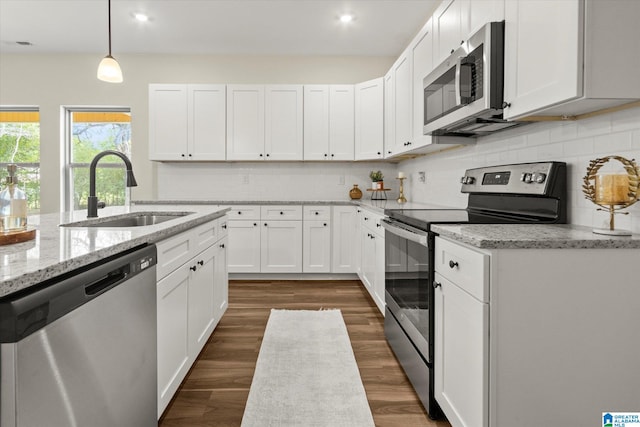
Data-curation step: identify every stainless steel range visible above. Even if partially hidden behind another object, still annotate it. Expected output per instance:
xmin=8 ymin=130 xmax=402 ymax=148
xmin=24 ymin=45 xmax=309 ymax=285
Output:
xmin=381 ymin=161 xmax=567 ymax=419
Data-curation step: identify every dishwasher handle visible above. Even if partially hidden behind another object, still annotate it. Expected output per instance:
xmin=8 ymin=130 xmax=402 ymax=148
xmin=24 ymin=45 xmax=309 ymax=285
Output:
xmin=0 ymin=244 xmax=157 ymax=343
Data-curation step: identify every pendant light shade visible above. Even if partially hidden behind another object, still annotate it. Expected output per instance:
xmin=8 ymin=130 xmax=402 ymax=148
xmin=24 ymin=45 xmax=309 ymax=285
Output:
xmin=97 ymin=0 xmax=123 ymax=83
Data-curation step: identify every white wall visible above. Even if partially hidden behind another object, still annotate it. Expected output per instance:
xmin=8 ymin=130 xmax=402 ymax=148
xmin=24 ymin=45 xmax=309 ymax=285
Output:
xmin=399 ymin=107 xmax=640 ymax=233
xmin=0 ymin=53 xmax=394 ymax=213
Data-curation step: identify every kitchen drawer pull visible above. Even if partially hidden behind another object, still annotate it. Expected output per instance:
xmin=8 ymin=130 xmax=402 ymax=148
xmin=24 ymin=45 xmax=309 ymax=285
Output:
xmin=433 ymin=281 xmax=442 ymax=289
xmin=237 ymin=211 xmax=242 ymax=215
xmin=449 ymin=260 xmax=459 ymax=269
xmin=323 ymin=223 xmax=327 ymax=227
xmin=253 ymin=222 xmax=257 ymax=226
xmin=220 ymin=243 xmax=225 ymax=248
xmin=280 ymin=211 xmax=284 ymax=215
xmin=197 ymin=260 xmax=204 ymax=266
xmin=190 ymin=265 xmax=197 ymax=272
xmin=264 ymin=223 xmax=268 ymax=227
xmin=315 ymin=212 xmax=319 ymax=215
xmin=222 ymin=224 xmax=227 ymax=229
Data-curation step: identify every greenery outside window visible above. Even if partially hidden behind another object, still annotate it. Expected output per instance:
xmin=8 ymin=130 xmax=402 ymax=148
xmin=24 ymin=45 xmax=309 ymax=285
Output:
xmin=65 ymin=108 xmax=132 ymax=211
xmin=0 ymin=109 xmax=41 ymax=214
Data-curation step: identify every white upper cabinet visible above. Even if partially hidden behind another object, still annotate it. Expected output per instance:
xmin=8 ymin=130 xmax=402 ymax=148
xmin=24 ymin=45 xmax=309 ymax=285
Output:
xmin=383 ymin=71 xmax=395 ymax=158
xmin=265 ymin=85 xmax=303 ymax=160
xmin=303 ymin=85 xmax=354 ymax=160
xmin=411 ymin=19 xmax=434 ymax=148
xmin=355 ymin=77 xmax=384 ymax=161
xmin=149 ymin=84 xmax=226 ymax=161
xmin=393 ymin=52 xmax=413 ymax=152
xmin=226 ymin=85 xmax=265 ymax=160
xmin=227 ymin=85 xmax=303 ymax=160
xmin=503 ymin=0 xmax=640 ymax=120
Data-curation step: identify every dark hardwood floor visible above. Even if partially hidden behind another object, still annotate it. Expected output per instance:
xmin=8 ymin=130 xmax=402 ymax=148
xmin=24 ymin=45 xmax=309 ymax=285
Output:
xmin=159 ymin=280 xmax=451 ymax=427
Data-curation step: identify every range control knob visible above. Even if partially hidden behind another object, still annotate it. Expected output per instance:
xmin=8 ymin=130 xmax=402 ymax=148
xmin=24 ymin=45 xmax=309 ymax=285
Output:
xmin=520 ymin=173 xmax=533 ymax=183
xmin=533 ymin=172 xmax=547 ymax=184
xmin=460 ymin=176 xmax=476 ymax=185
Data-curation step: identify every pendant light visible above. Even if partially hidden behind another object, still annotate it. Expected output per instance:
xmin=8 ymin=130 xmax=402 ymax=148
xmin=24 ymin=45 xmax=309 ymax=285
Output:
xmin=97 ymin=0 xmax=123 ymax=83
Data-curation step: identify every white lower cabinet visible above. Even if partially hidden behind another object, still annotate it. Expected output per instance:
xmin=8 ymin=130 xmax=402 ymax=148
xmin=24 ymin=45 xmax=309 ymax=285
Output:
xmin=261 ymin=220 xmax=303 ymax=273
xmin=156 ymin=217 xmax=229 ymax=418
xmin=331 ymin=206 xmax=357 ymax=273
xmin=227 ymin=220 xmax=261 ymax=272
xmin=434 ymin=272 xmax=489 ymax=427
xmin=303 ymin=220 xmax=331 ymax=273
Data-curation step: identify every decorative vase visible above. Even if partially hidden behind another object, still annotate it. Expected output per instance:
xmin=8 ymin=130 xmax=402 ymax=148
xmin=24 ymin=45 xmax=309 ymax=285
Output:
xmin=349 ymin=184 xmax=362 ymax=200
xmin=374 ymin=181 xmax=384 ymax=190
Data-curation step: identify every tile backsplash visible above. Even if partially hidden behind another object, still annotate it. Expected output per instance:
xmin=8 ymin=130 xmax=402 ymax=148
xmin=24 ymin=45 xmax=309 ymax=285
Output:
xmin=401 ymin=107 xmax=640 ymax=233
xmin=157 ymin=107 xmax=640 ymax=233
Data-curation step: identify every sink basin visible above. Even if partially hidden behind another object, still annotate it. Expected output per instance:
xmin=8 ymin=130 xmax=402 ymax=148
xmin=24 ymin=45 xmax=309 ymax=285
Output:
xmin=61 ymin=211 xmax=194 ymax=228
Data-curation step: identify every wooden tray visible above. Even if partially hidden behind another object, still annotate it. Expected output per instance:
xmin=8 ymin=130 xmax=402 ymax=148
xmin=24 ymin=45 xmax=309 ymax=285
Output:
xmin=0 ymin=227 xmax=36 ymax=246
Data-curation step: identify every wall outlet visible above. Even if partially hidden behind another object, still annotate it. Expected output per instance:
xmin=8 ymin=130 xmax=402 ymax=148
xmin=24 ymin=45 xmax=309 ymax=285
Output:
xmin=418 ymin=171 xmax=426 ymax=183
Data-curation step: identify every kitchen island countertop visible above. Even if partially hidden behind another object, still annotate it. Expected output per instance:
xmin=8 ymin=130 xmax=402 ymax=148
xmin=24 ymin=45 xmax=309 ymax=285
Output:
xmin=0 ymin=204 xmax=229 ymax=298
xmin=432 ymin=223 xmax=640 ymax=249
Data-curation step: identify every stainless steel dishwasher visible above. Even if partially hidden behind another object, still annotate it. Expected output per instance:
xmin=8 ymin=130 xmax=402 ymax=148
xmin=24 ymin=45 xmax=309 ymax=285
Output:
xmin=0 ymin=244 xmax=157 ymax=427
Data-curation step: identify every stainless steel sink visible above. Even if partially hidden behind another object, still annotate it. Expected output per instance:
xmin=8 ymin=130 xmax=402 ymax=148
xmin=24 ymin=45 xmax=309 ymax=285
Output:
xmin=61 ymin=211 xmax=194 ymax=228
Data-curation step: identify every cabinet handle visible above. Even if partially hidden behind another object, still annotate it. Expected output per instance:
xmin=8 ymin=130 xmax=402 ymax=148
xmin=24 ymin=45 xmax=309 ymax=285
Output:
xmin=364 ymin=217 xmax=368 ymax=221
xmin=264 ymin=223 xmax=268 ymax=227
xmin=370 ymin=234 xmax=375 ymax=239
xmin=190 ymin=265 xmax=197 ymax=272
xmin=331 ymin=154 xmax=335 ymax=157
xmin=323 ymin=223 xmax=327 ymax=227
xmin=188 ymin=153 xmax=192 ymax=157
xmin=388 ymin=150 xmax=392 ymax=154
xmin=367 ymin=233 xmax=371 ymax=237
xmin=502 ymin=102 xmax=511 ymax=108
xmin=450 ymin=48 xmax=455 ymax=54
xmin=315 ymin=211 xmax=319 ymax=215
xmin=266 ymin=153 xmax=270 ymax=157
xmin=280 ymin=211 xmax=284 ymax=215
xmin=460 ymin=40 xmax=464 ymax=45
xmin=238 ymin=211 xmax=242 ymax=215
xmin=433 ymin=281 xmax=442 ymax=289
xmin=448 ymin=260 xmax=459 ymax=269
xmin=259 ymin=154 xmax=263 ymax=157
xmin=253 ymin=223 xmax=257 ymax=226
xmin=181 ymin=154 xmax=185 ymax=157
xmin=220 ymin=243 xmax=225 ymax=248
xmin=376 ymin=223 xmax=381 ymax=227
xmin=377 ymin=151 xmax=381 ymax=156
xmin=198 ymin=260 xmax=204 ymax=266
xmin=324 ymin=153 xmax=328 ymax=157
xmin=222 ymin=224 xmax=227 ymax=229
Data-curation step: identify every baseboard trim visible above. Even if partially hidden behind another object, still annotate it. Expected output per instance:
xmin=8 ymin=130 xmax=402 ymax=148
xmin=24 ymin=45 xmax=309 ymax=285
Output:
xmin=229 ymin=273 xmax=359 ymax=281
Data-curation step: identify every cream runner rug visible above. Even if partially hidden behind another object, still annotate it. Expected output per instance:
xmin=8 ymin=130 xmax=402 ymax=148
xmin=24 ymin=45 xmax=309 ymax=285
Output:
xmin=241 ymin=309 xmax=376 ymax=427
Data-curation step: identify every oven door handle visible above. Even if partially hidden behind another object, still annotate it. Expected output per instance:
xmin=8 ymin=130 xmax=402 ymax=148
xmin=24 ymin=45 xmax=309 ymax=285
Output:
xmin=381 ymin=219 xmax=429 ymax=247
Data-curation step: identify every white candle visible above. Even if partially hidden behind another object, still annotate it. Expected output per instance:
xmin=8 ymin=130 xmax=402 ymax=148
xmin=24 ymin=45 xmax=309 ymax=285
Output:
xmin=398 ymin=172 xmax=406 ymax=179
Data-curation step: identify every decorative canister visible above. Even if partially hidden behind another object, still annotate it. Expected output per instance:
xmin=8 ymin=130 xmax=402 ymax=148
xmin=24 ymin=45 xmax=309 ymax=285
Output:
xmin=349 ymin=184 xmax=363 ymax=200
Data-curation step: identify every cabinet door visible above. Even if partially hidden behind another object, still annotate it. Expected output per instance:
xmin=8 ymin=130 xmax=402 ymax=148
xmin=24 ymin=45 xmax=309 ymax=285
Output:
xmin=261 ymin=220 xmax=302 ymax=273
xmin=157 ymin=266 xmax=190 ymax=418
xmin=355 ymin=208 xmax=363 ymax=276
xmin=355 ymin=78 xmax=384 ymax=160
xmin=213 ymin=236 xmax=228 ymax=326
xmin=503 ymin=0 xmax=582 ymax=119
xmin=303 ymin=85 xmax=330 ymax=160
xmin=188 ymin=84 xmax=226 ymax=160
xmin=393 ymin=52 xmax=413 ymax=151
xmin=373 ymin=231 xmax=385 ymax=314
xmin=226 ymin=85 xmax=265 ymax=160
xmin=383 ymin=71 xmax=395 ymax=158
xmin=303 ymin=220 xmax=331 ymax=273
xmin=328 ymin=85 xmax=355 ymax=160
xmin=411 ymin=20 xmax=433 ymax=147
xmin=331 ymin=206 xmax=357 ymax=273
xmin=227 ymin=220 xmax=261 ymax=273
xmin=434 ymin=0 xmax=465 ymax=65
xmin=149 ymin=84 xmax=188 ymax=160
xmin=464 ymin=0 xmax=504 ymax=37
xmin=188 ymin=245 xmax=216 ymax=359
xmin=265 ymin=85 xmax=303 ymax=160
xmin=435 ymin=272 xmax=489 ymax=427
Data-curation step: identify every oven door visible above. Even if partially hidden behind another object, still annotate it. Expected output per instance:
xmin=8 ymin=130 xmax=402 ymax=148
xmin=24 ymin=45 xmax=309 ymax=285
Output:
xmin=381 ymin=218 xmax=432 ymax=361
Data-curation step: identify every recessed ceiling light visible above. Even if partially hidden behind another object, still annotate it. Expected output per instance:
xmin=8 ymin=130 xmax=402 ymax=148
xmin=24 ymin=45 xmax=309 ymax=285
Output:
xmin=339 ymin=14 xmax=354 ymax=24
xmin=133 ymin=13 xmax=149 ymax=22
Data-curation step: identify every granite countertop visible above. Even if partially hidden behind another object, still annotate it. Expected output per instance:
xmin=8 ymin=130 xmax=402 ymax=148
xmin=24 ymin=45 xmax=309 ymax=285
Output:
xmin=0 ymin=204 xmax=230 ymax=298
xmin=432 ymin=224 xmax=640 ymax=249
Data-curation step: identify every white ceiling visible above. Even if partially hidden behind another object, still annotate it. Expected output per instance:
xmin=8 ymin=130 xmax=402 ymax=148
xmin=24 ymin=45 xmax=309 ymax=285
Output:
xmin=0 ymin=0 xmax=439 ymax=56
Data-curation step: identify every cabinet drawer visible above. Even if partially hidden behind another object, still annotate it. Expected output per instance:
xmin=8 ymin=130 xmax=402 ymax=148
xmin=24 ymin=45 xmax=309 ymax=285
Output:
xmin=361 ymin=208 xmax=384 ymax=236
xmin=227 ymin=205 xmax=260 ymax=220
xmin=434 ymin=237 xmax=489 ymax=302
xmin=261 ymin=205 xmax=303 ymax=220
xmin=192 ymin=220 xmax=217 ymax=254
xmin=303 ymin=205 xmax=331 ymax=221
xmin=157 ymin=230 xmax=194 ymax=280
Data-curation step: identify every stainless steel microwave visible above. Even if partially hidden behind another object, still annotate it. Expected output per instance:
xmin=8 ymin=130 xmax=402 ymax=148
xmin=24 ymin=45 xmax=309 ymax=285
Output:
xmin=423 ymin=21 xmax=521 ymax=138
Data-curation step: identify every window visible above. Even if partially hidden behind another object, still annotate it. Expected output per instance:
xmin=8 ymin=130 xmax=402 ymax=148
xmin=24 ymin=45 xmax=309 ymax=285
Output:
xmin=65 ymin=108 xmax=132 ymax=211
xmin=0 ymin=108 xmax=40 ymax=214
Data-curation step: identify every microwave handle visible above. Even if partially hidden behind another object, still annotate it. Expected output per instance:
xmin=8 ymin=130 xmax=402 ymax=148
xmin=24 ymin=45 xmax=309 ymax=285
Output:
xmin=455 ymin=56 xmax=474 ymax=105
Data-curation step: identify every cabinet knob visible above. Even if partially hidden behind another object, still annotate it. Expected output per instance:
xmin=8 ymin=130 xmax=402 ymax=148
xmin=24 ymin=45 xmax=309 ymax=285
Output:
xmin=222 ymin=224 xmax=227 ymax=229
xmin=364 ymin=217 xmax=369 ymax=221
xmin=190 ymin=265 xmax=197 ymax=272
xmin=502 ymin=102 xmax=511 ymax=108
xmin=323 ymin=223 xmax=327 ymax=227
xmin=259 ymin=153 xmax=263 ymax=157
xmin=450 ymin=48 xmax=455 ymax=54
xmin=220 ymin=243 xmax=225 ymax=248
xmin=253 ymin=223 xmax=257 ymax=226
xmin=264 ymin=223 xmax=268 ymax=226
xmin=331 ymin=154 xmax=335 ymax=157
xmin=433 ymin=281 xmax=442 ymax=289
xmin=181 ymin=154 xmax=185 ymax=157
xmin=388 ymin=150 xmax=392 ymax=154
xmin=266 ymin=153 xmax=270 ymax=157
xmin=198 ymin=260 xmax=204 ymax=266
xmin=460 ymin=40 xmax=464 ymax=45
xmin=370 ymin=234 xmax=375 ymax=239
xmin=280 ymin=211 xmax=284 ymax=215
xmin=238 ymin=211 xmax=242 ymax=215
xmin=376 ymin=223 xmax=381 ymax=228
xmin=315 ymin=212 xmax=319 ymax=215
xmin=188 ymin=153 xmax=192 ymax=157
xmin=377 ymin=151 xmax=381 ymax=156
xmin=449 ymin=260 xmax=459 ymax=269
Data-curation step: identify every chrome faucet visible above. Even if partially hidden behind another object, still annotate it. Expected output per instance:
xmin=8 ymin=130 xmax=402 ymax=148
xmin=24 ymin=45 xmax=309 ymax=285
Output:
xmin=87 ymin=150 xmax=137 ymax=218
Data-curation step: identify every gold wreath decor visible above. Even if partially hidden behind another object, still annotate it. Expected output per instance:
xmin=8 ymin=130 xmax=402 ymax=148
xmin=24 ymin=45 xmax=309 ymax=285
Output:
xmin=582 ymin=155 xmax=640 ymax=210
